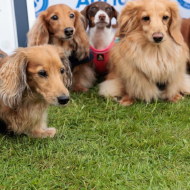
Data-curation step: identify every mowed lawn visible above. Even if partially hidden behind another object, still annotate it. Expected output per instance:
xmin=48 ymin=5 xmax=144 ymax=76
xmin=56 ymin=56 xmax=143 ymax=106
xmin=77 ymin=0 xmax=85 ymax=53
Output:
xmin=1 ymin=85 xmax=190 ymax=189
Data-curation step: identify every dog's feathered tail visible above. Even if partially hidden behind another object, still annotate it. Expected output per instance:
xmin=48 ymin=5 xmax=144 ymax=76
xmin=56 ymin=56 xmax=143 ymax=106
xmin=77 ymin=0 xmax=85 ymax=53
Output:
xmin=99 ymin=78 xmax=124 ymax=98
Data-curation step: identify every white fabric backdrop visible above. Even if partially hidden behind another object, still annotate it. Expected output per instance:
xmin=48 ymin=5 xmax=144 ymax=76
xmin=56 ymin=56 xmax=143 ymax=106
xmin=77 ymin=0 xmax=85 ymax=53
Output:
xmin=0 ymin=0 xmax=189 ymax=55
xmin=34 ymin=0 xmax=190 ymax=18
xmin=0 ymin=0 xmax=18 ymax=54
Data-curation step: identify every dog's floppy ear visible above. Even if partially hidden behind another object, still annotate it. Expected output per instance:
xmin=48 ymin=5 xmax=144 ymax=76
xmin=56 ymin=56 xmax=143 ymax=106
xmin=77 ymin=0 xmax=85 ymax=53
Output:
xmin=56 ymin=47 xmax=72 ymax=88
xmin=27 ymin=11 xmax=49 ymax=46
xmin=111 ymin=6 xmax=119 ymax=28
xmin=0 ymin=48 xmax=29 ymax=109
xmin=80 ymin=5 xmax=90 ymax=30
xmin=168 ymin=1 xmax=184 ymax=45
xmin=73 ymin=10 xmax=90 ymax=60
xmin=116 ymin=1 xmax=142 ymax=38
xmin=112 ymin=6 xmax=119 ymax=19
xmin=61 ymin=57 xmax=72 ymax=89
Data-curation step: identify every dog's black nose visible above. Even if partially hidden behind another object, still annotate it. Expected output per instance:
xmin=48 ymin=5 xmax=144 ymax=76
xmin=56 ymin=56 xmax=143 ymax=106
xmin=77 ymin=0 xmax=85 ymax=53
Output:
xmin=152 ymin=32 xmax=163 ymax=43
xmin=57 ymin=96 xmax=70 ymax=105
xmin=153 ymin=37 xmax=163 ymax=43
xmin=64 ymin=27 xmax=73 ymax=36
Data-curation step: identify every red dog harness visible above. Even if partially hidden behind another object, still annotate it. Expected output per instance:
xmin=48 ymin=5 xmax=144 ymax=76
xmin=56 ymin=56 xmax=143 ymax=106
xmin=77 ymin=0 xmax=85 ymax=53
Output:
xmin=90 ymin=39 xmax=115 ymax=74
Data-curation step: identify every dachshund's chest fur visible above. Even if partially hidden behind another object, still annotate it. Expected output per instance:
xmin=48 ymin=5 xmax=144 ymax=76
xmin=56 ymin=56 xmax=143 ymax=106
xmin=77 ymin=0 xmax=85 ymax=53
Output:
xmin=49 ymin=37 xmax=75 ymax=57
xmin=115 ymin=36 xmax=187 ymax=83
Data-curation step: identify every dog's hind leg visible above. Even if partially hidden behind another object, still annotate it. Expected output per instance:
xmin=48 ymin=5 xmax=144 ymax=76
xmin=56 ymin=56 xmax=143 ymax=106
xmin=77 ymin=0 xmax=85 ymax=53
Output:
xmin=72 ymin=62 xmax=96 ymax=92
xmin=163 ymin=73 xmax=190 ymax=102
xmin=99 ymin=78 xmax=124 ymax=98
xmin=180 ymin=74 xmax=190 ymax=95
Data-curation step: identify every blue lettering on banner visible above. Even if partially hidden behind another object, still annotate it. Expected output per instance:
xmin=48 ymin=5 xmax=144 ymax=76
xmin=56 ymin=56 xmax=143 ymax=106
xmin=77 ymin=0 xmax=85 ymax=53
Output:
xmin=76 ymin=0 xmax=89 ymax=7
xmin=113 ymin=0 xmax=125 ymax=5
xmin=35 ymin=0 xmax=49 ymax=17
xmin=91 ymin=0 xmax=107 ymax=3
xmin=76 ymin=0 xmax=126 ymax=8
xmin=118 ymin=0 xmax=126 ymax=5
xmin=177 ymin=0 xmax=190 ymax=9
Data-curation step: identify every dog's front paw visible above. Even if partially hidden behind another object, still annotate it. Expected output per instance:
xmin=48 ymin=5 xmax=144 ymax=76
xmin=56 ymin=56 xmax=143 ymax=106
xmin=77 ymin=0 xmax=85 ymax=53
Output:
xmin=32 ymin=127 xmax=57 ymax=138
xmin=42 ymin=128 xmax=57 ymax=138
xmin=119 ymin=95 xmax=134 ymax=106
xmin=170 ymin=93 xmax=184 ymax=103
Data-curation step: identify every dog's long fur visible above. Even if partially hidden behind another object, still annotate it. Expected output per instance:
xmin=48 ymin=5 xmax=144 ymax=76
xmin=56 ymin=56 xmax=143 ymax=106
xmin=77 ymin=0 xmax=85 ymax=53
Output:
xmin=0 ymin=45 xmax=72 ymax=138
xmin=99 ymin=0 xmax=190 ymax=105
xmin=27 ymin=4 xmax=95 ymax=92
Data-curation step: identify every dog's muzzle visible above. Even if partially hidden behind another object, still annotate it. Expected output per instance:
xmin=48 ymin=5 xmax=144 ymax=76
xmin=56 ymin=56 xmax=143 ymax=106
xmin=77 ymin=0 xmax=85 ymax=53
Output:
xmin=64 ymin=27 xmax=74 ymax=37
xmin=152 ymin=32 xmax=163 ymax=43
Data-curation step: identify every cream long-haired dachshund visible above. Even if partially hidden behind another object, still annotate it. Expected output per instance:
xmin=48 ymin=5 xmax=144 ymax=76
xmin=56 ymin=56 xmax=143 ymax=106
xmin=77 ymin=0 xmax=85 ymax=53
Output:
xmin=99 ymin=0 xmax=190 ymax=106
xmin=0 ymin=45 xmax=72 ymax=138
xmin=27 ymin=4 xmax=95 ymax=92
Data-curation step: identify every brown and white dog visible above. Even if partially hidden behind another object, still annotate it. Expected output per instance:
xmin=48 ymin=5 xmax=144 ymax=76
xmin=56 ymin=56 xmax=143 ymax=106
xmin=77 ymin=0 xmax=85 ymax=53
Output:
xmin=0 ymin=45 xmax=72 ymax=138
xmin=99 ymin=0 xmax=190 ymax=106
xmin=27 ymin=4 xmax=95 ymax=92
xmin=81 ymin=1 xmax=118 ymax=74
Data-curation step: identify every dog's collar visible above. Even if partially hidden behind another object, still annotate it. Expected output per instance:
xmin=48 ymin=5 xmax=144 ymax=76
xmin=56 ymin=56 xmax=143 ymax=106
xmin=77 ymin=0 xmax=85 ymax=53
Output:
xmin=114 ymin=37 xmax=121 ymax=43
xmin=90 ymin=38 xmax=115 ymax=54
xmin=69 ymin=50 xmax=94 ymax=71
xmin=90 ymin=39 xmax=115 ymax=73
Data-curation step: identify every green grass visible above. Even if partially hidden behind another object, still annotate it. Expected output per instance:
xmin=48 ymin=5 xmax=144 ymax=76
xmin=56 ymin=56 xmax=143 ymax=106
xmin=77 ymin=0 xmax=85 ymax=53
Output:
xmin=1 ymin=86 xmax=190 ymax=189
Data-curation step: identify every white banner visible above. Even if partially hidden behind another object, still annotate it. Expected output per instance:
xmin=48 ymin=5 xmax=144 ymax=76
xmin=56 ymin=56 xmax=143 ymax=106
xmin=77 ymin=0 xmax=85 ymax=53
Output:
xmin=0 ymin=0 xmax=18 ymax=54
xmin=35 ymin=0 xmax=125 ymax=17
xmin=0 ymin=0 xmax=189 ymax=55
xmin=34 ymin=0 xmax=190 ymax=18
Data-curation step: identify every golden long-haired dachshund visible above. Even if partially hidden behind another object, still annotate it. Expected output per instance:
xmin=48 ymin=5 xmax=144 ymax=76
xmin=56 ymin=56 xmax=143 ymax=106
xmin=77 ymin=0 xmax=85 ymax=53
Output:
xmin=99 ymin=0 xmax=190 ymax=106
xmin=27 ymin=4 xmax=96 ymax=92
xmin=0 ymin=45 xmax=72 ymax=138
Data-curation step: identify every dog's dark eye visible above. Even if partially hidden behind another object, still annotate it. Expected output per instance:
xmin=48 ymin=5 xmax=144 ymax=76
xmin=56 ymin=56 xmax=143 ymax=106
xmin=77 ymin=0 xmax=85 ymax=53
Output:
xmin=106 ymin=7 xmax=112 ymax=11
xmin=163 ymin=16 xmax=169 ymax=20
xmin=51 ymin=15 xmax=58 ymax=20
xmin=142 ymin=16 xmax=150 ymax=21
xmin=38 ymin=70 xmax=47 ymax=78
xmin=60 ymin=68 xmax=65 ymax=74
xmin=70 ymin=14 xmax=74 ymax=18
xmin=92 ymin=7 xmax=97 ymax=10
